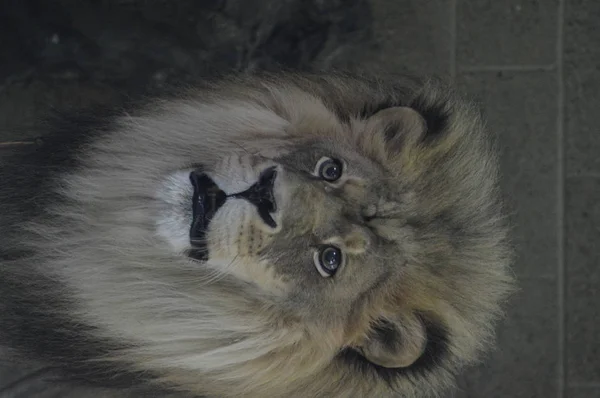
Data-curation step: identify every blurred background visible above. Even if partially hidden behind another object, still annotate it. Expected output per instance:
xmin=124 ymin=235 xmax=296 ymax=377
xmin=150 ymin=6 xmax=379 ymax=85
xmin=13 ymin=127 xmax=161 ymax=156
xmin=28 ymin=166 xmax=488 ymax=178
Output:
xmin=0 ymin=1 xmax=597 ymax=397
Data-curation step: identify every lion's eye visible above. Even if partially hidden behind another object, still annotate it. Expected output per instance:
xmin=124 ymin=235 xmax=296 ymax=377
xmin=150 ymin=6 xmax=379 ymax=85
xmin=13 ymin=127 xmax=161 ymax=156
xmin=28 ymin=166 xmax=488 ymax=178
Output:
xmin=316 ymin=157 xmax=343 ymax=182
xmin=313 ymin=245 xmax=342 ymax=277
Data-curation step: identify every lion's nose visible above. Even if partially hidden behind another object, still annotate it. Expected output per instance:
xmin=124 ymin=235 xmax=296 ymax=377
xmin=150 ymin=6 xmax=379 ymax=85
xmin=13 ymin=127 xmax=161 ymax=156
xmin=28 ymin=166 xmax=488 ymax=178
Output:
xmin=229 ymin=166 xmax=277 ymax=228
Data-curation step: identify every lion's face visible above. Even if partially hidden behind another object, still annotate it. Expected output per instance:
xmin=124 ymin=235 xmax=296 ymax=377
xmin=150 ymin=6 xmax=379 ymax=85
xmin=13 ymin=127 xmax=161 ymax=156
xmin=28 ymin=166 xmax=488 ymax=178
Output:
xmin=156 ymin=99 xmax=430 ymax=320
xmin=158 ymin=138 xmax=395 ymax=311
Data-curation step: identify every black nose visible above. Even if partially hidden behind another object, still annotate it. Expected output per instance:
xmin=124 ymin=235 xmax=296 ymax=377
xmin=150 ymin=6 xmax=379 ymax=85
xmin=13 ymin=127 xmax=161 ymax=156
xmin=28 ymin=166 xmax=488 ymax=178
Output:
xmin=230 ymin=166 xmax=278 ymax=228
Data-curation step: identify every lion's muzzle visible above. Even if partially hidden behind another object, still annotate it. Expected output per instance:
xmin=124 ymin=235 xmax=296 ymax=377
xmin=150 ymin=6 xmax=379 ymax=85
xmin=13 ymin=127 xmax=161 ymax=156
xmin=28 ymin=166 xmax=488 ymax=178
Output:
xmin=187 ymin=166 xmax=278 ymax=261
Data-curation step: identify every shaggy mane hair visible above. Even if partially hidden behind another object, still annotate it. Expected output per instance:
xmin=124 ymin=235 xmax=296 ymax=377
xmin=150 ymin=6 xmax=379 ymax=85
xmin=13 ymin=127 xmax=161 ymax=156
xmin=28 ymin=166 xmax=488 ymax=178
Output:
xmin=0 ymin=71 xmax=514 ymax=398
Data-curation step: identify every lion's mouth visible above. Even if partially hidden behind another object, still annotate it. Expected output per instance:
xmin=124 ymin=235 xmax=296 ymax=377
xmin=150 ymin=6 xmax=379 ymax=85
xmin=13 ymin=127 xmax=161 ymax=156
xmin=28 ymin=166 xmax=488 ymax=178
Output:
xmin=188 ymin=167 xmax=278 ymax=261
xmin=188 ymin=171 xmax=227 ymax=261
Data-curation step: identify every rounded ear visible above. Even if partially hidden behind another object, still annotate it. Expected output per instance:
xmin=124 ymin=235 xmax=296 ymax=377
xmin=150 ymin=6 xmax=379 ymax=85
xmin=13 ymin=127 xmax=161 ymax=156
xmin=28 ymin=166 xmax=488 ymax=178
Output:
xmin=358 ymin=312 xmax=427 ymax=369
xmin=364 ymin=106 xmax=426 ymax=152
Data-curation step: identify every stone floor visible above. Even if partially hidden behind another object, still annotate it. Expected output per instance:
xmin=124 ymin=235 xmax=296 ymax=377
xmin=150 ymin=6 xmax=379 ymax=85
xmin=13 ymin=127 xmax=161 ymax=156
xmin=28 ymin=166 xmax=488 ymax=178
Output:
xmin=1 ymin=1 xmax=599 ymax=397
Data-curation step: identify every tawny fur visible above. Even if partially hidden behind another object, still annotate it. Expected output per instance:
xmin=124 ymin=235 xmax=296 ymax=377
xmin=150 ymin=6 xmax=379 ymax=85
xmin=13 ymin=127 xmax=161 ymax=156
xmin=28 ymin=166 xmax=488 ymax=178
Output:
xmin=0 ymin=71 xmax=515 ymax=398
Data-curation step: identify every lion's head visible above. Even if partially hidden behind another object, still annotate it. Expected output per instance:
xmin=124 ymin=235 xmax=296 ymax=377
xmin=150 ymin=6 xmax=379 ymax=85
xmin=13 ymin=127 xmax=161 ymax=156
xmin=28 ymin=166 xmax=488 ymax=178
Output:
xmin=3 ymin=72 xmax=514 ymax=397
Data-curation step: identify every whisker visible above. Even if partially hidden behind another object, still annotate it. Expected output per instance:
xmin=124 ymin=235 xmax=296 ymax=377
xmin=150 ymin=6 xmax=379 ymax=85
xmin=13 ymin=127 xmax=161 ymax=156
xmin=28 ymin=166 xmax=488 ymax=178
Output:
xmin=0 ymin=138 xmax=43 ymax=148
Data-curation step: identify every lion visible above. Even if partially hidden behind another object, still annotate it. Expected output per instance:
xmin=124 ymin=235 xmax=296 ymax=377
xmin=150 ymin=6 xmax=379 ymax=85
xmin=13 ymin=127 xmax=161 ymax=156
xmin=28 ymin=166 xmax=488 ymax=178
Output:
xmin=0 ymin=71 xmax=514 ymax=397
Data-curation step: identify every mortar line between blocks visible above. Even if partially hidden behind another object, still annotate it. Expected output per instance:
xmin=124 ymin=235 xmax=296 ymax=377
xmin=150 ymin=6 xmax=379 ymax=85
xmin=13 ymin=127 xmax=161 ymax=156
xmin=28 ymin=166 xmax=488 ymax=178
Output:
xmin=460 ymin=64 xmax=556 ymax=72
xmin=567 ymin=173 xmax=600 ymax=178
xmin=556 ymin=0 xmax=566 ymax=396
xmin=568 ymin=383 xmax=600 ymax=388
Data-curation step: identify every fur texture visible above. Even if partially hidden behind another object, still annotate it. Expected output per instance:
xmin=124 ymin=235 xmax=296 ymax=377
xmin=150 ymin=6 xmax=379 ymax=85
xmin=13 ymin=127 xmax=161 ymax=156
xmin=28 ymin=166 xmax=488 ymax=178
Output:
xmin=0 ymin=71 xmax=515 ymax=397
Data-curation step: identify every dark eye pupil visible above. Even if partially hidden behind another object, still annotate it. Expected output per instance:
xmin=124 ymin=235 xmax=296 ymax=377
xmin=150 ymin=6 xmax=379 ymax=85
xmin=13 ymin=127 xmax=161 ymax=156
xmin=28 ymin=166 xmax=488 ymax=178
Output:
xmin=320 ymin=246 xmax=341 ymax=273
xmin=319 ymin=159 xmax=342 ymax=181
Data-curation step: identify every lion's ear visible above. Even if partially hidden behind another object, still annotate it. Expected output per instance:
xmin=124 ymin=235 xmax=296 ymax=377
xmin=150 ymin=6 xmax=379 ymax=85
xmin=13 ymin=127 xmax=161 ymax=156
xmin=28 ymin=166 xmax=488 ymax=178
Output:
xmin=358 ymin=312 xmax=427 ymax=369
xmin=364 ymin=106 xmax=426 ymax=152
